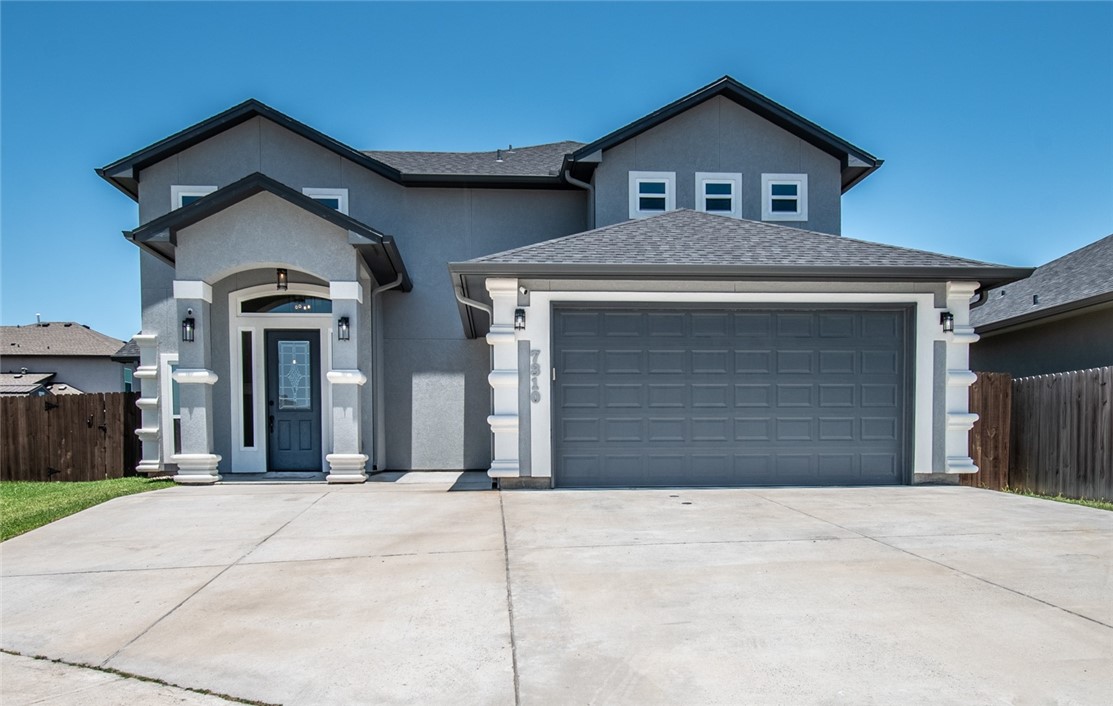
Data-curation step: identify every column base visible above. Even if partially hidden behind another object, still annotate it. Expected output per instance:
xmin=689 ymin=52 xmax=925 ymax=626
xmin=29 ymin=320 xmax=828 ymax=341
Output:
xmin=487 ymin=459 xmax=520 ymax=478
xmin=172 ymin=453 xmax=222 ymax=484
xmin=136 ymin=459 xmax=162 ymax=475
xmin=326 ymin=453 xmax=368 ymax=483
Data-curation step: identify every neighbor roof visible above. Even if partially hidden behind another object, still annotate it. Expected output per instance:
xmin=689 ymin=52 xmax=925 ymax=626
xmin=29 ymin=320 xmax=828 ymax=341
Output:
xmin=112 ymin=337 xmax=140 ymax=363
xmin=567 ymin=76 xmax=883 ymax=192
xmin=971 ymin=233 xmax=1113 ymax=333
xmin=448 ymin=210 xmax=1033 ymax=338
xmin=1 ymin=323 xmax=124 ymax=357
xmin=125 ymin=172 xmax=412 ymax=291
xmin=367 ymin=141 xmax=584 ymax=179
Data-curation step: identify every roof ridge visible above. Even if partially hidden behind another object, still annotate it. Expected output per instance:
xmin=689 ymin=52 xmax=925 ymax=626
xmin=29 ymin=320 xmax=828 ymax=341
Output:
xmin=366 ymin=140 xmax=584 ymax=156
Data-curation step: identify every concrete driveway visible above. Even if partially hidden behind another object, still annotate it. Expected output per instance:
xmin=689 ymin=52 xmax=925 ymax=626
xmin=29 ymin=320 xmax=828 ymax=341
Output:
xmin=2 ymin=478 xmax=1110 ymax=705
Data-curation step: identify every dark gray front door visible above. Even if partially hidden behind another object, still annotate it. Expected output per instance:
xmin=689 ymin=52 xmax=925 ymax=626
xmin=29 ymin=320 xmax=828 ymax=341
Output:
xmin=553 ymin=306 xmax=910 ymax=488
xmin=265 ymin=330 xmax=322 ymax=471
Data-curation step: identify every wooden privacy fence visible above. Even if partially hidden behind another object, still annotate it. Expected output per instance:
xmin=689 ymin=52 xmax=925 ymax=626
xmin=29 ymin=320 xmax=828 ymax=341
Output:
xmin=965 ymin=366 xmax=1113 ymax=500
xmin=1 ymin=392 xmax=141 ymax=482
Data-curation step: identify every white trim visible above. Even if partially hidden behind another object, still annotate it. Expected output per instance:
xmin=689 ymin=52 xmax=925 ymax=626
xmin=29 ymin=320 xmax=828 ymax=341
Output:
xmin=228 ymin=282 xmax=334 ymax=473
xmin=329 ymin=281 xmax=363 ymax=303
xmin=302 ymin=187 xmax=349 ymax=215
xmin=695 ymin=172 xmax=742 ymax=218
xmin=523 ymin=288 xmax=945 ymax=481
xmin=326 ymin=370 xmax=367 ymax=386
xmin=159 ymin=353 xmax=180 ymax=464
xmin=628 ymin=171 xmax=675 ymax=219
xmin=173 ymin=280 xmax=213 ymax=303
xmin=761 ymin=173 xmax=808 ymax=222
xmin=172 ymin=368 xmax=218 ymax=385
xmin=171 ymin=185 xmax=217 ymax=210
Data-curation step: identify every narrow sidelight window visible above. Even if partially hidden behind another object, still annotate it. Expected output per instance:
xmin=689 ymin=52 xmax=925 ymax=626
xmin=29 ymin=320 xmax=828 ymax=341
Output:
xmin=241 ymin=330 xmax=255 ymax=448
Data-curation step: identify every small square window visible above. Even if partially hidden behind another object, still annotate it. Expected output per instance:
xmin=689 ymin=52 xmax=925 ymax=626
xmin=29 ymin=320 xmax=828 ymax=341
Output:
xmin=761 ymin=174 xmax=808 ymax=222
xmin=171 ymin=185 xmax=217 ymax=210
xmin=695 ymin=173 xmax=742 ymax=218
xmin=302 ymin=188 xmax=349 ymax=214
xmin=629 ymin=172 xmax=675 ymax=218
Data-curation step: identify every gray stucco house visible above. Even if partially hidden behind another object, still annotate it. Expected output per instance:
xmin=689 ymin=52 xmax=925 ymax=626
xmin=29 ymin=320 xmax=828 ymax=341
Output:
xmin=1 ymin=322 xmax=128 ymax=394
xmin=98 ymin=76 xmax=1030 ymax=487
xmin=971 ymin=233 xmax=1113 ymax=377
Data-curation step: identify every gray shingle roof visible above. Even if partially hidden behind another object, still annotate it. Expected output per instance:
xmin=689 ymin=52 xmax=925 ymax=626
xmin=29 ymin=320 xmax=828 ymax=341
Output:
xmin=1 ymin=322 xmax=125 ymax=357
xmin=0 ymin=372 xmax=54 ymax=397
xmin=366 ymin=141 xmax=583 ymax=177
xmin=112 ymin=336 xmax=141 ymax=362
xmin=466 ymin=209 xmax=1018 ymax=272
xmin=971 ymin=233 xmax=1113 ymax=331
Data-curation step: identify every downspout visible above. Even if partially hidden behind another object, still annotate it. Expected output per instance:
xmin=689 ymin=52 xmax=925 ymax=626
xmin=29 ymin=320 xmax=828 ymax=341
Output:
xmin=370 ymin=273 xmax=404 ymax=472
xmin=454 ymin=281 xmax=495 ymax=479
xmin=562 ymin=166 xmax=595 ymax=230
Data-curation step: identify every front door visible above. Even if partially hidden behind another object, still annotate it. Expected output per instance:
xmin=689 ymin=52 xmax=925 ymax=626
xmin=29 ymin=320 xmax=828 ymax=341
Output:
xmin=265 ymin=330 xmax=322 ymax=471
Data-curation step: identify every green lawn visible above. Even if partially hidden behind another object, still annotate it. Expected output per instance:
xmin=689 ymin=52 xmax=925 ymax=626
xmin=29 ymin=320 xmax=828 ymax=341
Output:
xmin=1005 ymin=487 xmax=1113 ymax=511
xmin=0 ymin=477 xmax=174 ymax=541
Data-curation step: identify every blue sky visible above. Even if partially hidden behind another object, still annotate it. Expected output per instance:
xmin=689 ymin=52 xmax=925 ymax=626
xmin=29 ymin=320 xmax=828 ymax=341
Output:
xmin=2 ymin=1 xmax=1111 ymax=341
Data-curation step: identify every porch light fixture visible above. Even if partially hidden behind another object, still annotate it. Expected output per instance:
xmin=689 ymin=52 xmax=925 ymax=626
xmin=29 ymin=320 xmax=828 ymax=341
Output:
xmin=940 ymin=311 xmax=955 ymax=333
xmin=337 ymin=316 xmax=351 ymax=341
xmin=181 ymin=316 xmax=195 ymax=343
xmin=514 ymin=308 xmax=526 ymax=331
xmin=276 ymin=268 xmax=288 ymax=291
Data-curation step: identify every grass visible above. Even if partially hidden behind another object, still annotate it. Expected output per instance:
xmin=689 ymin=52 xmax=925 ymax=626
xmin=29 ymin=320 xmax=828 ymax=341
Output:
xmin=0 ymin=477 xmax=174 ymax=541
xmin=1004 ymin=487 xmax=1113 ymax=512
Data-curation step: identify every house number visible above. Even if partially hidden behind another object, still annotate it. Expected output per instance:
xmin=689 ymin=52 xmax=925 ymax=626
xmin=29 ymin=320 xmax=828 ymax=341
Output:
xmin=529 ymin=350 xmax=541 ymax=403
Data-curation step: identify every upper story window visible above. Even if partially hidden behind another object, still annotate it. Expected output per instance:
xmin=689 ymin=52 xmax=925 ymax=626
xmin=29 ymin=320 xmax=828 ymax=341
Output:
xmin=695 ymin=173 xmax=742 ymax=218
xmin=761 ymin=174 xmax=808 ymax=222
xmin=302 ymin=187 xmax=349 ymax=214
xmin=171 ymin=185 xmax=217 ymax=209
xmin=628 ymin=171 xmax=675 ymax=219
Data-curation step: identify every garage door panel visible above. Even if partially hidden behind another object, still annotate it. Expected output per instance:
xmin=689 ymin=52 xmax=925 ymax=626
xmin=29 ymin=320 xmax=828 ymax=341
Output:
xmin=554 ymin=307 xmax=908 ymax=488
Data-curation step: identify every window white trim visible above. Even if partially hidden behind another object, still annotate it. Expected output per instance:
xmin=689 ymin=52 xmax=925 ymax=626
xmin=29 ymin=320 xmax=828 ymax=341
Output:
xmin=171 ymin=185 xmax=217 ymax=210
xmin=159 ymin=354 xmax=180 ymax=463
xmin=695 ymin=172 xmax=742 ymax=218
xmin=628 ymin=171 xmax=675 ymax=219
xmin=302 ymin=187 xmax=349 ymax=215
xmin=761 ymin=173 xmax=808 ymax=222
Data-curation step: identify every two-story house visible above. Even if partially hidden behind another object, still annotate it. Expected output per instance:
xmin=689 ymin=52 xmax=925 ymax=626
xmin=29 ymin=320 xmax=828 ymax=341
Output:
xmin=98 ymin=76 xmax=1030 ymax=488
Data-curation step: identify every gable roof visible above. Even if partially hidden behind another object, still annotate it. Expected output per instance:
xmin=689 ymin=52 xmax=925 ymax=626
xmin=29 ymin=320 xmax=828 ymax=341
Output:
xmin=112 ymin=337 xmax=140 ymax=363
xmin=125 ymin=172 xmax=411 ymax=291
xmin=970 ymin=233 xmax=1113 ymax=333
xmin=567 ymin=76 xmax=882 ymax=192
xmin=1 ymin=322 xmax=124 ymax=357
xmin=448 ymin=210 xmax=1032 ymax=337
xmin=367 ymin=141 xmax=584 ymax=180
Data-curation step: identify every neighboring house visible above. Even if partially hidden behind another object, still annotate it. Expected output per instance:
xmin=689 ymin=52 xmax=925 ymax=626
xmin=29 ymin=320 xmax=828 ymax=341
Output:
xmin=97 ymin=75 xmax=1030 ymax=487
xmin=112 ymin=337 xmax=141 ymax=392
xmin=971 ymin=234 xmax=1113 ymax=377
xmin=0 ymin=372 xmax=55 ymax=397
xmin=0 ymin=322 xmax=128 ymax=393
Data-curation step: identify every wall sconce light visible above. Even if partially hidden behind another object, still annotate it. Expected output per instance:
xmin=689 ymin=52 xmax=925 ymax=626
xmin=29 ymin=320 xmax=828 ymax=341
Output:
xmin=514 ymin=308 xmax=526 ymax=331
xmin=181 ymin=316 xmax=195 ymax=343
xmin=940 ymin=311 xmax=955 ymax=333
xmin=276 ymin=268 xmax=288 ymax=291
xmin=337 ymin=316 xmax=351 ymax=341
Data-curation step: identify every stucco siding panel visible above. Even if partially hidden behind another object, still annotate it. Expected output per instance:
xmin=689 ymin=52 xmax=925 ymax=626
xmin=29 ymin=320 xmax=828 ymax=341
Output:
xmin=972 ymin=307 xmax=1113 ymax=376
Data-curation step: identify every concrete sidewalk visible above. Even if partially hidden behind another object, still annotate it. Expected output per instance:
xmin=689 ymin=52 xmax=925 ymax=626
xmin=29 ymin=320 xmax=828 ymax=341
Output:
xmin=2 ymin=480 xmax=1111 ymax=705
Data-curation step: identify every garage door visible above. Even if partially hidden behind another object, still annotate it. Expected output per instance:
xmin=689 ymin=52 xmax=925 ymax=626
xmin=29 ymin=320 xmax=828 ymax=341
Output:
xmin=552 ymin=306 xmax=910 ymax=487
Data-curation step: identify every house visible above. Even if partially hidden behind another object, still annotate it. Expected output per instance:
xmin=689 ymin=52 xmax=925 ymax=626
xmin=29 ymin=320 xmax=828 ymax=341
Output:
xmin=971 ymin=234 xmax=1113 ymax=377
xmin=0 ymin=322 xmax=128 ymax=393
xmin=97 ymin=76 xmax=1031 ymax=487
xmin=0 ymin=372 xmax=55 ymax=397
xmin=111 ymin=337 xmax=141 ymax=392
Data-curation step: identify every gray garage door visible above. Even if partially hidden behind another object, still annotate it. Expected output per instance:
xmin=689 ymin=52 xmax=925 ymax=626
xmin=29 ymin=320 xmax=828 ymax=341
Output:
xmin=553 ymin=306 xmax=910 ymax=487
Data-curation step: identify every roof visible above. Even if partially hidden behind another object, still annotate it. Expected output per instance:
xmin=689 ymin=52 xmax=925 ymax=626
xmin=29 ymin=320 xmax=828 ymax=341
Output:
xmin=568 ymin=76 xmax=882 ymax=192
xmin=448 ymin=210 xmax=1032 ymax=338
xmin=126 ymin=172 xmax=412 ymax=291
xmin=112 ymin=337 xmax=140 ymax=363
xmin=1 ymin=323 xmax=125 ymax=357
xmin=367 ymin=141 xmax=584 ymax=179
xmin=0 ymin=372 xmax=54 ymax=397
xmin=971 ymin=233 xmax=1113 ymax=333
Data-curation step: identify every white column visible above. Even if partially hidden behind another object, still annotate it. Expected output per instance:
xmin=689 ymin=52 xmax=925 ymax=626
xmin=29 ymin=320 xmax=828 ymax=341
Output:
xmin=486 ymin=278 xmax=520 ymax=478
xmin=172 ymin=280 xmax=221 ymax=484
xmin=133 ymin=334 xmax=161 ymax=474
xmin=943 ymin=281 xmax=980 ymax=473
xmin=325 ymin=280 xmax=368 ymax=483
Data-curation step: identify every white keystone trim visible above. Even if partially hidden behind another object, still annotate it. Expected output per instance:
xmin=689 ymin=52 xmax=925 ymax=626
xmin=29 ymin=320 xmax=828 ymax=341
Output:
xmin=329 ymin=281 xmax=364 ymax=303
xmin=946 ymin=370 xmax=978 ymax=387
xmin=173 ymin=280 xmax=213 ymax=303
xmin=173 ymin=368 xmax=219 ymax=385
xmin=134 ymin=366 xmax=159 ymax=380
xmin=326 ymin=370 xmax=367 ymax=386
xmin=488 ymin=370 xmax=518 ymax=388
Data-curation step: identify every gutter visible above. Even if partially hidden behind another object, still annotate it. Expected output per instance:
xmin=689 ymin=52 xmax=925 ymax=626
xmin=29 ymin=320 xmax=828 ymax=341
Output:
xmin=454 ymin=279 xmax=493 ymax=339
xmin=561 ymin=163 xmax=595 ymax=230
xmin=974 ymin=291 xmax=1113 ymax=335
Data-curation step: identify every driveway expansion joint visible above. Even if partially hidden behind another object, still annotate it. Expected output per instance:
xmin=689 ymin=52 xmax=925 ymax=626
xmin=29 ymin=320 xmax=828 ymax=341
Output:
xmin=498 ymin=492 xmax=522 ymax=706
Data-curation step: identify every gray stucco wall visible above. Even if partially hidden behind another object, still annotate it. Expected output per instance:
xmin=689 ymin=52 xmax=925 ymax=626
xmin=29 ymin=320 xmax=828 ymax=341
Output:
xmin=0 ymin=356 xmax=126 ymax=393
xmin=134 ymin=117 xmax=586 ymax=472
xmin=591 ymin=96 xmax=843 ymax=234
xmin=971 ymin=306 xmax=1113 ymax=377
